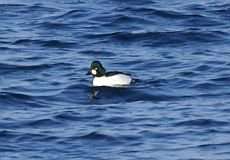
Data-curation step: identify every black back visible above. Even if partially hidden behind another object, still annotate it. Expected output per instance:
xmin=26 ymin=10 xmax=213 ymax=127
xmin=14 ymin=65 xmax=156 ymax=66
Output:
xmin=105 ymin=71 xmax=131 ymax=76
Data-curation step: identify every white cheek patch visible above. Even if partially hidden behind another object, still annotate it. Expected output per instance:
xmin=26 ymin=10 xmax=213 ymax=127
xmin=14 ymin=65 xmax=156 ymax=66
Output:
xmin=91 ymin=69 xmax=97 ymax=75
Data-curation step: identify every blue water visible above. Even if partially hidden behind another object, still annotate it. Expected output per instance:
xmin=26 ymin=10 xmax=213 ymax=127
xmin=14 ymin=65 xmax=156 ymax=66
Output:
xmin=1 ymin=0 xmax=230 ymax=159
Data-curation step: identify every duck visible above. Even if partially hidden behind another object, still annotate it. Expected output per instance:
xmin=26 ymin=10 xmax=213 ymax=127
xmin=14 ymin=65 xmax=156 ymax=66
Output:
xmin=86 ymin=61 xmax=132 ymax=87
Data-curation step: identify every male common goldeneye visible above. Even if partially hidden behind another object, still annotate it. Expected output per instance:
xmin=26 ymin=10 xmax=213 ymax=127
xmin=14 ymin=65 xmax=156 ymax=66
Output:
xmin=86 ymin=61 xmax=132 ymax=87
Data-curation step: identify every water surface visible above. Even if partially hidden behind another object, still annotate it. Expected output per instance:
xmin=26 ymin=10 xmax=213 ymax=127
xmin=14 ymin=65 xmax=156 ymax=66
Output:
xmin=1 ymin=0 xmax=230 ymax=159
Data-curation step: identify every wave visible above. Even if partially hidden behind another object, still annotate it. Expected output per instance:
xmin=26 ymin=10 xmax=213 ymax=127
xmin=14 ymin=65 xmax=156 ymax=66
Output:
xmin=122 ymin=6 xmax=205 ymax=19
xmin=0 ymin=91 xmax=35 ymax=101
xmin=110 ymin=0 xmax=155 ymax=6
xmin=0 ymin=4 xmax=28 ymax=10
xmin=36 ymin=21 xmax=73 ymax=30
xmin=64 ymin=131 xmax=119 ymax=144
xmin=78 ymin=50 xmax=116 ymax=57
xmin=0 ymin=62 xmax=50 ymax=70
xmin=174 ymin=119 xmax=229 ymax=127
xmin=54 ymin=111 xmax=100 ymax=122
xmin=51 ymin=9 xmax=89 ymax=21
xmin=0 ymin=130 xmax=60 ymax=143
xmin=91 ymin=14 xmax=153 ymax=25
xmin=84 ymin=30 xmax=227 ymax=46
xmin=211 ymin=76 xmax=230 ymax=83
xmin=24 ymin=118 xmax=63 ymax=128
xmin=0 ymin=91 xmax=51 ymax=109
xmin=192 ymin=82 xmax=219 ymax=91
xmin=13 ymin=39 xmax=76 ymax=48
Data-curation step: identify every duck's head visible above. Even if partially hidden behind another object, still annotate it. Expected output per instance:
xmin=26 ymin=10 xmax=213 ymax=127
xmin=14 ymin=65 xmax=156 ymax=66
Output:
xmin=86 ymin=61 xmax=106 ymax=77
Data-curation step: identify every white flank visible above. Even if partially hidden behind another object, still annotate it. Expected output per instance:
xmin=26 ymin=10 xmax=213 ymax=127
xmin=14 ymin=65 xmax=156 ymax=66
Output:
xmin=93 ymin=74 xmax=132 ymax=87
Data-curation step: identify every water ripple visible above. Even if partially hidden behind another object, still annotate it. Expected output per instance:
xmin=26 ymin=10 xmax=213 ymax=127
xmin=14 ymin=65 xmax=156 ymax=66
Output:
xmin=1 ymin=0 xmax=230 ymax=159
xmin=174 ymin=119 xmax=229 ymax=127
xmin=13 ymin=39 xmax=76 ymax=48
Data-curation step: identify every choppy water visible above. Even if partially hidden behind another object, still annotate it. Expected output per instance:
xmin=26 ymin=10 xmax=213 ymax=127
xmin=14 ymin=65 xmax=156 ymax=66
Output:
xmin=1 ymin=0 xmax=230 ymax=159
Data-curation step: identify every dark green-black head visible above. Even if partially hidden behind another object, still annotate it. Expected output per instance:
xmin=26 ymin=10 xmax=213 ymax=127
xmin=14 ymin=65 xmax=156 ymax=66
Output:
xmin=86 ymin=61 xmax=106 ymax=77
